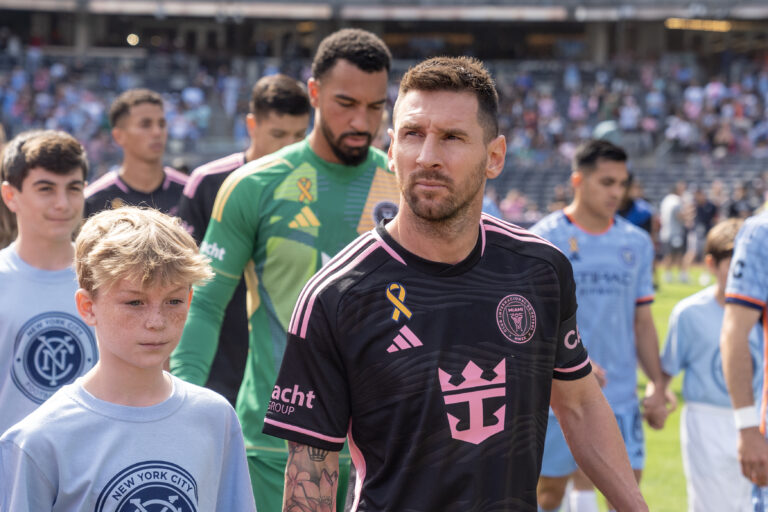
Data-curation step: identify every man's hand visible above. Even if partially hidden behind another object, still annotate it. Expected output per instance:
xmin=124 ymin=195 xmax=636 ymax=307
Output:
xmin=642 ymin=381 xmax=676 ymax=429
xmin=591 ymin=361 xmax=607 ymax=388
xmin=739 ymin=427 xmax=768 ymax=486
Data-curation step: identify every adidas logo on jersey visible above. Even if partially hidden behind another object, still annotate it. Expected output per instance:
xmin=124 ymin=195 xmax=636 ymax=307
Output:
xmin=386 ymin=325 xmax=423 ymax=353
xmin=289 ymin=206 xmax=321 ymax=228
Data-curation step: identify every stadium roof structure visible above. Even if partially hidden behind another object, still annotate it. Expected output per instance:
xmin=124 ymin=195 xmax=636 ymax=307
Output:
xmin=5 ymin=0 xmax=768 ymax=21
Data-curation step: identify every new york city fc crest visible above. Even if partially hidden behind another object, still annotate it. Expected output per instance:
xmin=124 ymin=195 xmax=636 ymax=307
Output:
xmin=95 ymin=461 xmax=198 ymax=512
xmin=496 ymin=294 xmax=537 ymax=344
xmin=11 ymin=312 xmax=97 ymax=404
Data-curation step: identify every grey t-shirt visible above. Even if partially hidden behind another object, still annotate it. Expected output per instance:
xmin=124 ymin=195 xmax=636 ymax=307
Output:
xmin=0 ymin=374 xmax=256 ymax=511
xmin=0 ymin=244 xmax=97 ymax=434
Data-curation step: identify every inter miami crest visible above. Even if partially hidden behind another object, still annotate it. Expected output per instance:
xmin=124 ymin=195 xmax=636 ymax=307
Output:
xmin=11 ymin=312 xmax=97 ymax=403
xmin=96 ymin=461 xmax=199 ymax=512
xmin=496 ymin=294 xmax=537 ymax=344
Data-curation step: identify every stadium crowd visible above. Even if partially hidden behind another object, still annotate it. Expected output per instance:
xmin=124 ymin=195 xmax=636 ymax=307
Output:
xmin=4 ymin=24 xmax=768 ymax=512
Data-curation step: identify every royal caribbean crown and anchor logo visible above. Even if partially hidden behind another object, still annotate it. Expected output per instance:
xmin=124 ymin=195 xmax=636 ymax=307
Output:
xmin=11 ymin=312 xmax=97 ymax=403
xmin=438 ymin=360 xmax=507 ymax=445
xmin=95 ymin=460 xmax=198 ymax=512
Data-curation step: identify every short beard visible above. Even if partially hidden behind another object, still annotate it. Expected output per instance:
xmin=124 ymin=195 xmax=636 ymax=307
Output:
xmin=403 ymin=158 xmax=486 ymax=224
xmin=321 ymin=118 xmax=371 ymax=166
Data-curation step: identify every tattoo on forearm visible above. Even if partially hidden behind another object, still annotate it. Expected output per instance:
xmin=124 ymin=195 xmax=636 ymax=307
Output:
xmin=283 ymin=442 xmax=339 ymax=512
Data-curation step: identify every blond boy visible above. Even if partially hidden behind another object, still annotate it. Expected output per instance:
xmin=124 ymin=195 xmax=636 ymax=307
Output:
xmin=661 ymin=218 xmax=762 ymax=511
xmin=0 ymin=207 xmax=256 ymax=511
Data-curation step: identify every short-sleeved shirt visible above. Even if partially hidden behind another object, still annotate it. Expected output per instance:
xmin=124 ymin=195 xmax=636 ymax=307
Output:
xmin=0 ymin=244 xmax=97 ymax=434
xmin=0 ymin=375 xmax=255 ymax=511
xmin=171 ymin=139 xmax=400 ymax=458
xmin=662 ymin=285 xmax=763 ymax=407
xmin=178 ymin=152 xmax=248 ymax=406
xmin=725 ymin=211 xmax=768 ymax=425
xmin=84 ymin=167 xmax=188 ymax=217
xmin=531 ymin=211 xmax=655 ymax=407
xmin=263 ymin=215 xmax=591 ymax=511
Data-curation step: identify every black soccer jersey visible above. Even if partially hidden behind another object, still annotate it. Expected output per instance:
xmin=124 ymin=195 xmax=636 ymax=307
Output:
xmin=263 ymin=214 xmax=592 ymax=512
xmin=178 ymin=152 xmax=248 ymax=406
xmin=84 ymin=167 xmax=188 ymax=218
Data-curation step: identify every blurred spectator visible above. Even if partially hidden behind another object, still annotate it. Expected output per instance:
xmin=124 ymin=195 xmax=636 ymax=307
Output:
xmin=660 ymin=181 xmax=689 ymax=283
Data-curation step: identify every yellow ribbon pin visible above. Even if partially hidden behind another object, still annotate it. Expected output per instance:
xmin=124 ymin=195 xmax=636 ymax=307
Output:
xmin=386 ymin=283 xmax=412 ymax=322
xmin=297 ymin=177 xmax=313 ymax=202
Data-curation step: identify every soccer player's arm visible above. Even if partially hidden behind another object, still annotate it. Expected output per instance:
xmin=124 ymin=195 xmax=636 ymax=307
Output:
xmin=171 ymin=173 xmax=260 ymax=385
xmin=549 ymin=256 xmax=648 ymax=511
xmin=634 ymin=235 xmax=675 ymax=428
xmin=0 ymin=440 xmax=55 ymax=511
xmin=262 ymin=294 xmax=349 ymax=511
xmin=721 ymin=221 xmax=768 ymax=485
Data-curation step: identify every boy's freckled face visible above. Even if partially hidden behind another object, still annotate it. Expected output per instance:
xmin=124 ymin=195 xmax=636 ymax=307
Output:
xmin=85 ymin=276 xmax=192 ymax=372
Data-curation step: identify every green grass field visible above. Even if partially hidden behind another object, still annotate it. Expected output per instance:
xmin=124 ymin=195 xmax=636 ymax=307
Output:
xmin=596 ymin=268 xmax=712 ymax=511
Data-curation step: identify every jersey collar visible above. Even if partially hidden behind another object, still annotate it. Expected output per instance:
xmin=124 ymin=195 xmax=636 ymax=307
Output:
xmin=375 ymin=220 xmax=483 ymax=276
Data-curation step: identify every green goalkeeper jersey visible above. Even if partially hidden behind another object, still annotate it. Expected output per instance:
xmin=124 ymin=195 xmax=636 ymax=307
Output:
xmin=171 ymin=139 xmax=399 ymax=456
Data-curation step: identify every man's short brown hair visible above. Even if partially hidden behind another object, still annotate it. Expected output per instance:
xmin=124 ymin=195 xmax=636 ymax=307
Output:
xmin=75 ymin=206 xmax=213 ymax=296
xmin=705 ymin=218 xmax=743 ymax=264
xmin=109 ymin=88 xmax=164 ymax=128
xmin=572 ymin=139 xmax=628 ymax=174
xmin=395 ymin=56 xmax=499 ymax=142
xmin=250 ymin=74 xmax=311 ymax=121
xmin=1 ymin=130 xmax=88 ymax=190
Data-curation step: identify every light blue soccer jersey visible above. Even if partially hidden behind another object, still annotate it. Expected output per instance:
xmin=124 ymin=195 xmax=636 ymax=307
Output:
xmin=531 ymin=211 xmax=655 ymax=407
xmin=662 ymin=285 xmax=763 ymax=407
xmin=725 ymin=212 xmax=768 ymax=426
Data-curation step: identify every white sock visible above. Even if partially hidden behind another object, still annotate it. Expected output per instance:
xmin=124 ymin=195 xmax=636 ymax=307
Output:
xmin=569 ymin=490 xmax=599 ymax=512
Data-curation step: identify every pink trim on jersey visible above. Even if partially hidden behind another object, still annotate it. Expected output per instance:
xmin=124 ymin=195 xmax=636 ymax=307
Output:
xmin=554 ymin=357 xmax=591 ymax=374
xmin=347 ymin=421 xmax=366 ymax=512
xmin=84 ymin=171 xmax=126 ymax=196
xmin=481 ymin=214 xmax=562 ymax=252
xmin=483 ymin=224 xmax=560 ymax=251
xmin=479 ymin=217 xmax=487 ymax=257
xmin=400 ymin=325 xmax=422 ymax=346
xmin=635 ymin=295 xmax=655 ymax=305
xmin=371 ymin=228 xmax=407 ymax=265
xmin=183 ymin=153 xmax=245 ymax=198
xmin=263 ymin=418 xmax=346 ymax=444
xmin=162 ymin=166 xmax=189 ymax=191
xmin=289 ymin=234 xmax=376 ymax=335
xmin=299 ymin=241 xmax=385 ymax=339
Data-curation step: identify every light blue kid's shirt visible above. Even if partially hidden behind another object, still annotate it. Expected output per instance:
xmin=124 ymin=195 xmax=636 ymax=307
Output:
xmin=0 ymin=374 xmax=256 ymax=511
xmin=662 ymin=285 xmax=763 ymax=407
xmin=531 ymin=211 xmax=655 ymax=408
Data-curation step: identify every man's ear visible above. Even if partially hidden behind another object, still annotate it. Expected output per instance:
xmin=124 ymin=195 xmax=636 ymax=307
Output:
xmin=485 ymin=135 xmax=507 ymax=180
xmin=307 ymin=78 xmax=320 ymax=109
xmin=571 ymin=172 xmax=583 ymax=187
xmin=245 ymin=113 xmax=258 ymax=139
xmin=75 ymin=289 xmax=97 ymax=327
xmin=187 ymin=288 xmax=193 ymax=311
xmin=111 ymin=126 xmax=124 ymax=147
